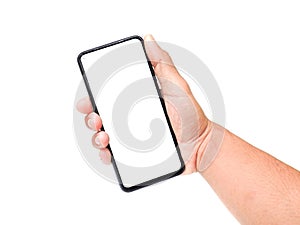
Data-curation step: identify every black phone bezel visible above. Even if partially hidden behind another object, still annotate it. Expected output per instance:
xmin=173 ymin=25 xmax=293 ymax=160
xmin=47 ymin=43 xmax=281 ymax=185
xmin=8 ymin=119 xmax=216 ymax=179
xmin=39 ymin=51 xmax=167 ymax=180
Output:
xmin=77 ymin=35 xmax=185 ymax=192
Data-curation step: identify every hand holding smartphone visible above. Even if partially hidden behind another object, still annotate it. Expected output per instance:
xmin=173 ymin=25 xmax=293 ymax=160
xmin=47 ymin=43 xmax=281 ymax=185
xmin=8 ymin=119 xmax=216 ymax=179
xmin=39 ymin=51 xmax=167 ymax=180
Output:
xmin=77 ymin=36 xmax=184 ymax=192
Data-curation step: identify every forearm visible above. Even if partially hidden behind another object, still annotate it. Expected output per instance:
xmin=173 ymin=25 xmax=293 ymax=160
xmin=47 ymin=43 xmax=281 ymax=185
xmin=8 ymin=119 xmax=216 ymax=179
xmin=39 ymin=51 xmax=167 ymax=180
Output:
xmin=201 ymin=126 xmax=300 ymax=225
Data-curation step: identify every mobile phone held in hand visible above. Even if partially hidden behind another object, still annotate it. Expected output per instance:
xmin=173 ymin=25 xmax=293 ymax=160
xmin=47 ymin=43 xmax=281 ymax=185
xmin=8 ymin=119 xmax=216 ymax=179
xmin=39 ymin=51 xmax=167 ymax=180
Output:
xmin=77 ymin=35 xmax=184 ymax=192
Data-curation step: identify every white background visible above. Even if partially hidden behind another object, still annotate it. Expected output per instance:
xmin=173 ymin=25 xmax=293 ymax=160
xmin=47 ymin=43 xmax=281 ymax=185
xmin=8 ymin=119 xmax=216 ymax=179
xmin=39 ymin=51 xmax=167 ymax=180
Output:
xmin=0 ymin=0 xmax=299 ymax=224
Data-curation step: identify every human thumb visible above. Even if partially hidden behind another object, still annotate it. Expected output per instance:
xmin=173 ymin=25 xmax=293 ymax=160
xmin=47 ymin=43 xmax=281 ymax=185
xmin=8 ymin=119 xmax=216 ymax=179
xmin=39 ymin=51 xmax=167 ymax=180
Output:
xmin=144 ymin=34 xmax=191 ymax=94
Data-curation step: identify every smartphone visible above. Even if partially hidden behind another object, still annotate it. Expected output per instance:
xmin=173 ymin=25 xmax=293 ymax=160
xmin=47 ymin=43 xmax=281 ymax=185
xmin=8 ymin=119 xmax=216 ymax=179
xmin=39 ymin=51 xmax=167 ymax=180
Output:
xmin=77 ymin=35 xmax=184 ymax=192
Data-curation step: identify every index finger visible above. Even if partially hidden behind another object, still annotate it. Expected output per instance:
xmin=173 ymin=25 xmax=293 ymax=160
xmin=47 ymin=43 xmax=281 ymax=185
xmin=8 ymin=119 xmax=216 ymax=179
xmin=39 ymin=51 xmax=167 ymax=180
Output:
xmin=76 ymin=96 xmax=93 ymax=114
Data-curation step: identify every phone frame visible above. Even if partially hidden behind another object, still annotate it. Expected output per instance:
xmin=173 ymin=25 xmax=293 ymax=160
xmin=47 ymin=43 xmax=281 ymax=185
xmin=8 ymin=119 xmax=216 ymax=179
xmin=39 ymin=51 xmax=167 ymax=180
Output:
xmin=77 ymin=35 xmax=185 ymax=192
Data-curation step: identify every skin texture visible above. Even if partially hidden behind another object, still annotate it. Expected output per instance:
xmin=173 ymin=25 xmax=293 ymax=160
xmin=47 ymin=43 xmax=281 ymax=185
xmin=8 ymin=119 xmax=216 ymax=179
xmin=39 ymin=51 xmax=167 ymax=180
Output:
xmin=77 ymin=34 xmax=300 ymax=225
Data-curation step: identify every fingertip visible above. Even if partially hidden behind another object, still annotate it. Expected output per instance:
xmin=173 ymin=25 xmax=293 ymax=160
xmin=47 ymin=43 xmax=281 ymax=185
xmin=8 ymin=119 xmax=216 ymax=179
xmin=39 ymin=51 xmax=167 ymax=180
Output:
xmin=144 ymin=34 xmax=162 ymax=67
xmin=99 ymin=149 xmax=112 ymax=165
xmin=76 ymin=96 xmax=93 ymax=114
xmin=92 ymin=131 xmax=109 ymax=149
xmin=85 ymin=112 xmax=102 ymax=131
xmin=144 ymin=34 xmax=155 ymax=42
xmin=144 ymin=34 xmax=175 ymax=71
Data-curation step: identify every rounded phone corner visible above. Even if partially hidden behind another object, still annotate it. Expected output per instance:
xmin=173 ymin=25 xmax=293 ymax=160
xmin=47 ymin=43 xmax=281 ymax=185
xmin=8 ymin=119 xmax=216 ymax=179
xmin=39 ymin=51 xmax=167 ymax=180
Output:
xmin=77 ymin=51 xmax=84 ymax=63
xmin=119 ymin=184 xmax=142 ymax=193
xmin=130 ymin=35 xmax=143 ymax=42
xmin=119 ymin=184 xmax=132 ymax=193
xmin=177 ymin=164 xmax=186 ymax=176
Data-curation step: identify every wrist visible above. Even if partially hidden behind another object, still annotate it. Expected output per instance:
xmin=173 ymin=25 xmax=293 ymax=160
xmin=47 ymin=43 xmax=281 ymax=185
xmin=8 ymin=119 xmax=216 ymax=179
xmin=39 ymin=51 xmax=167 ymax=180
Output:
xmin=196 ymin=121 xmax=225 ymax=172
